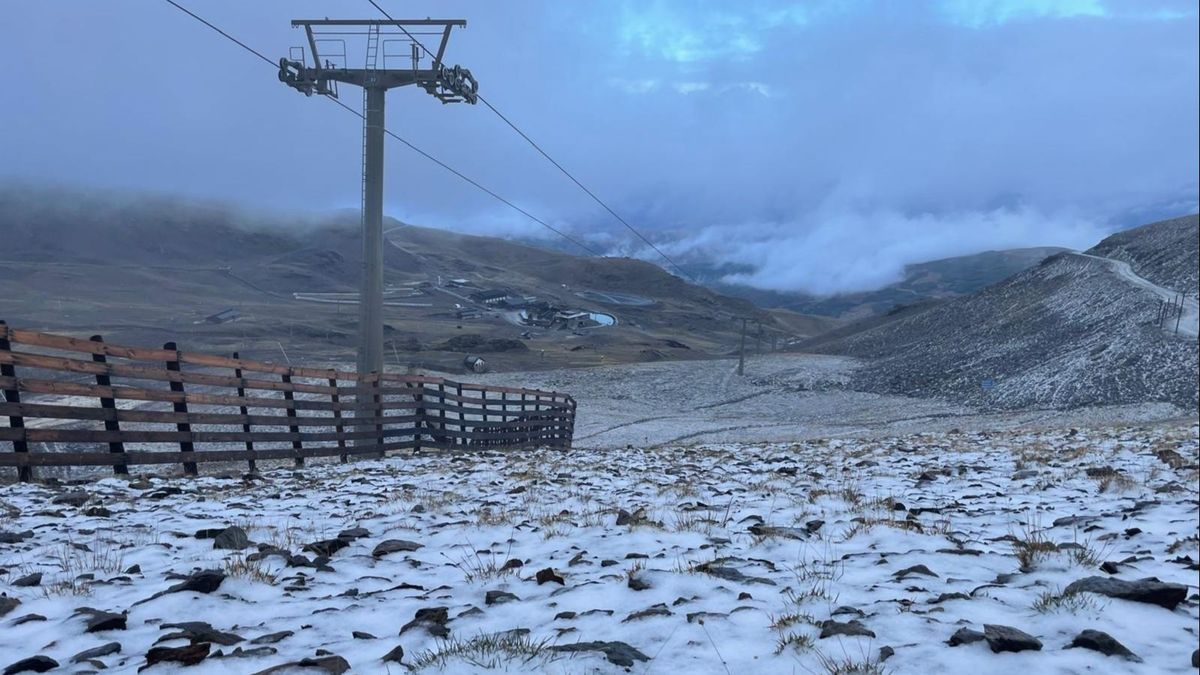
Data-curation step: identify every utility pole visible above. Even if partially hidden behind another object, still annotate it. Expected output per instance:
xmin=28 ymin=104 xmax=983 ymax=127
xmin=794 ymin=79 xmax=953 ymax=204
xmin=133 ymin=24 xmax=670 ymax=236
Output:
xmin=278 ymin=18 xmax=477 ymax=444
xmin=737 ymin=318 xmax=747 ymax=376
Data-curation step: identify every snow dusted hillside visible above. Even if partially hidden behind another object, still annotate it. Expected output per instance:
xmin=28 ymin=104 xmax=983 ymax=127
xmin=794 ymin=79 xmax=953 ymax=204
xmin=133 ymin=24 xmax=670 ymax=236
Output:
xmin=1088 ymin=214 xmax=1199 ymax=294
xmin=1 ymin=422 xmax=1198 ymax=674
xmin=806 ymin=216 xmax=1199 ymax=410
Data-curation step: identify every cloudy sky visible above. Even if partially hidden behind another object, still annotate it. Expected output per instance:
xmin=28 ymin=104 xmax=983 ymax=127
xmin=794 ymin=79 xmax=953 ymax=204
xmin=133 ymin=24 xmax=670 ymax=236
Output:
xmin=4 ymin=0 xmax=1198 ymax=294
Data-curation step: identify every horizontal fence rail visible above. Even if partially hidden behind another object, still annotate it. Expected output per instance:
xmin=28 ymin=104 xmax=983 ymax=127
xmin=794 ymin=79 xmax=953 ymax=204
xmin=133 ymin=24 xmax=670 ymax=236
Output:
xmin=0 ymin=322 xmax=575 ymax=481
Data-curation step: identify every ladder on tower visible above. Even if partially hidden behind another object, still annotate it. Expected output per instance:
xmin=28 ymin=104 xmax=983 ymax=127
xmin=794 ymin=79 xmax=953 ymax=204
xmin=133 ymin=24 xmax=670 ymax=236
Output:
xmin=361 ymin=23 xmax=381 ymax=233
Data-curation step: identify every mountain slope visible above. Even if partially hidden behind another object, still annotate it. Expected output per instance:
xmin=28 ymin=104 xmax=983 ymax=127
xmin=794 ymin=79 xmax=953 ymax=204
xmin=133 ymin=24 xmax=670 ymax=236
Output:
xmin=803 ymin=215 xmax=1200 ymax=409
xmin=711 ymin=246 xmax=1067 ymax=319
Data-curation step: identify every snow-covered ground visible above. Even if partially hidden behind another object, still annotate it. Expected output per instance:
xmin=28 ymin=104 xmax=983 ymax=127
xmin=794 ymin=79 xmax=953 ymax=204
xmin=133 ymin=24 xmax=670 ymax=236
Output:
xmin=2 ymin=422 xmax=1197 ymax=673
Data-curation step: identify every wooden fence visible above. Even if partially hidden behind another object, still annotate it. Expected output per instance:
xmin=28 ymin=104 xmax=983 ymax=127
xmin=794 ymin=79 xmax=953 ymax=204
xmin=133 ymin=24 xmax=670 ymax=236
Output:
xmin=0 ymin=321 xmax=575 ymax=482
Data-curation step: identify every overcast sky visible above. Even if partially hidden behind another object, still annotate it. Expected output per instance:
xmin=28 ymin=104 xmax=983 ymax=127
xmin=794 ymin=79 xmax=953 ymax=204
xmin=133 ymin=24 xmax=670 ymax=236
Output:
xmin=4 ymin=0 xmax=1198 ymax=294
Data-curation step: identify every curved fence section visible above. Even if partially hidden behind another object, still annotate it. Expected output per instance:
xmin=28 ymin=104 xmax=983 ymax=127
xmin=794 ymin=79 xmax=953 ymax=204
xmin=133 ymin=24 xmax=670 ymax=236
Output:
xmin=0 ymin=321 xmax=575 ymax=481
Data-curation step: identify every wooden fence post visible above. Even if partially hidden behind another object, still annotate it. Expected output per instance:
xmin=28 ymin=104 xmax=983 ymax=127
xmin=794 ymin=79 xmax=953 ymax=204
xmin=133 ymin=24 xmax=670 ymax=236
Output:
xmin=330 ymin=375 xmax=347 ymax=463
xmin=438 ymin=382 xmax=448 ymax=448
xmin=0 ymin=321 xmax=31 ymax=482
xmin=456 ymin=383 xmax=465 ymax=448
xmin=282 ymin=369 xmax=303 ymax=467
xmin=90 ymin=335 xmax=126 ymax=475
xmin=233 ymin=352 xmax=255 ymax=473
xmin=411 ymin=381 xmax=423 ymax=453
xmin=163 ymin=341 xmax=197 ymax=476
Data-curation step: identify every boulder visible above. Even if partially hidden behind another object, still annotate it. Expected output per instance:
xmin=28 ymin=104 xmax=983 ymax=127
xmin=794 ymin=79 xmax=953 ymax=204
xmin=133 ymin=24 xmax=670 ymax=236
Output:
xmin=1067 ymin=629 xmax=1141 ymax=662
xmin=983 ymin=624 xmax=1042 ymax=653
xmin=549 ymin=641 xmax=650 ymax=668
xmin=1064 ymin=576 xmax=1187 ymax=610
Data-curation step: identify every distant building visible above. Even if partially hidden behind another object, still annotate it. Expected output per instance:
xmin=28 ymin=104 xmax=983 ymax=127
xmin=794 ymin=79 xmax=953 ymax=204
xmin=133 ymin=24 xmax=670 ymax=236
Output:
xmin=204 ymin=308 xmax=240 ymax=324
xmin=470 ymin=289 xmax=511 ymax=306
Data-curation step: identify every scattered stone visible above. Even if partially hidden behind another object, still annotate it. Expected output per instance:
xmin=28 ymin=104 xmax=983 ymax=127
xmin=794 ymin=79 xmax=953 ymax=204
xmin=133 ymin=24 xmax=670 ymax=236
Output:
xmin=819 ymin=619 xmax=875 ymax=639
xmin=250 ymin=631 xmax=293 ymax=645
xmin=124 ymin=564 xmax=141 ymax=575
xmin=12 ymin=573 xmax=40 ymax=588
xmin=85 ymin=506 xmax=111 ymax=517
xmin=3 ymin=656 xmax=58 ymax=675
xmin=10 ymin=614 xmax=44 ymax=626
xmin=831 ymin=606 xmax=864 ymax=617
xmin=77 ymin=608 xmax=126 ymax=633
xmin=352 ymin=631 xmax=376 ymax=640
xmin=0 ymin=531 xmax=33 ymax=545
xmin=159 ymin=621 xmax=243 ymax=645
xmin=893 ymin=564 xmax=938 ymax=579
xmin=549 ymin=641 xmax=650 ymax=667
xmin=144 ymin=643 xmax=210 ymax=668
xmin=303 ymin=539 xmax=349 ymax=558
xmin=931 ymin=592 xmax=970 ymax=604
xmin=748 ymin=523 xmax=808 ymax=540
xmin=1099 ymin=561 xmax=1121 ymax=574
xmin=623 ymin=604 xmax=672 ymax=622
xmin=371 ymin=539 xmax=422 ymax=557
xmin=52 ymin=491 xmax=90 ymax=507
xmin=695 ymin=564 xmax=776 ymax=585
xmin=381 ymin=644 xmax=404 ymax=663
xmin=627 ymin=575 xmax=651 ymax=591
xmin=169 ymin=569 xmax=224 ymax=593
xmin=1067 ymin=629 xmax=1141 ymax=662
xmin=1064 ymin=576 xmax=1187 ymax=610
xmin=555 ymin=611 xmax=577 ymax=620
xmin=536 ymin=567 xmax=564 ymax=585
xmin=0 ymin=597 xmax=19 ymax=618
xmin=70 ymin=642 xmax=121 ymax=663
xmin=983 ymin=624 xmax=1042 ymax=653
xmin=337 ymin=527 xmax=370 ymax=541
xmin=399 ymin=607 xmax=450 ymax=638
xmin=1011 ymin=469 xmax=1038 ymax=480
xmin=213 ymin=526 xmax=251 ymax=550
xmin=1192 ymin=649 xmax=1198 ymax=668
xmin=485 ymin=590 xmax=520 ymax=606
xmin=879 ymin=646 xmax=895 ymax=662
xmin=252 ymin=655 xmax=350 ymax=674
xmin=947 ymin=627 xmax=986 ymax=646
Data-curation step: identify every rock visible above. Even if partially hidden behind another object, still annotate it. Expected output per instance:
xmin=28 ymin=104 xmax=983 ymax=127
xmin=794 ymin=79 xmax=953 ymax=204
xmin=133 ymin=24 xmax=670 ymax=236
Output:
xmin=159 ymin=621 xmax=243 ymax=645
xmin=1011 ymin=469 xmax=1038 ymax=480
xmin=337 ymin=527 xmax=369 ymax=541
xmin=10 ymin=614 xmax=44 ymax=626
xmin=144 ymin=643 xmax=210 ymax=668
xmin=1067 ymin=629 xmax=1141 ymax=662
xmin=983 ymin=625 xmax=1042 ymax=653
xmin=303 ymin=539 xmax=349 ymax=558
xmin=879 ymin=646 xmax=895 ymax=661
xmin=381 ymin=644 xmax=404 ymax=663
xmin=52 ymin=491 xmax=90 ymax=507
xmin=805 ymin=519 xmax=825 ymax=533
xmin=76 ymin=608 xmax=126 ymax=632
xmin=549 ymin=641 xmax=650 ymax=667
xmin=947 ymin=627 xmax=986 ymax=646
xmin=1099 ymin=561 xmax=1121 ymax=574
xmin=213 ymin=646 xmax=277 ymax=659
xmin=748 ymin=524 xmax=808 ymax=540
xmin=931 ymin=592 xmax=970 ymax=604
xmin=2 ymin=656 xmax=58 ymax=674
xmin=535 ymin=567 xmax=564 ymax=585
xmin=627 ymin=575 xmax=651 ymax=591
xmin=352 ymin=631 xmax=376 ymax=640
xmin=1192 ymin=649 xmax=1198 ymax=668
xmin=0 ymin=597 xmax=19 ymax=618
xmin=252 ymin=655 xmax=351 ymax=674
xmin=12 ymin=573 xmax=40 ymax=588
xmin=1064 ymin=576 xmax=1187 ymax=610
xmin=213 ymin=526 xmax=251 ymax=550
xmin=371 ymin=539 xmax=422 ymax=557
xmin=84 ymin=506 xmax=111 ymax=517
xmin=124 ymin=564 xmax=141 ymax=575
xmin=819 ymin=620 xmax=875 ymax=639
xmin=485 ymin=590 xmax=519 ymax=606
xmin=399 ymin=607 xmax=450 ymax=638
xmin=0 ymin=531 xmax=33 ymax=545
xmin=555 ymin=611 xmax=577 ymax=620
xmin=831 ymin=606 xmax=864 ymax=617
xmin=893 ymin=564 xmax=938 ymax=579
xmin=695 ymin=564 xmax=776 ymax=585
xmin=70 ymin=642 xmax=121 ymax=663
xmin=250 ymin=631 xmax=293 ymax=645
xmin=167 ymin=569 xmax=226 ymax=595
xmin=622 ymin=604 xmax=672 ymax=622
